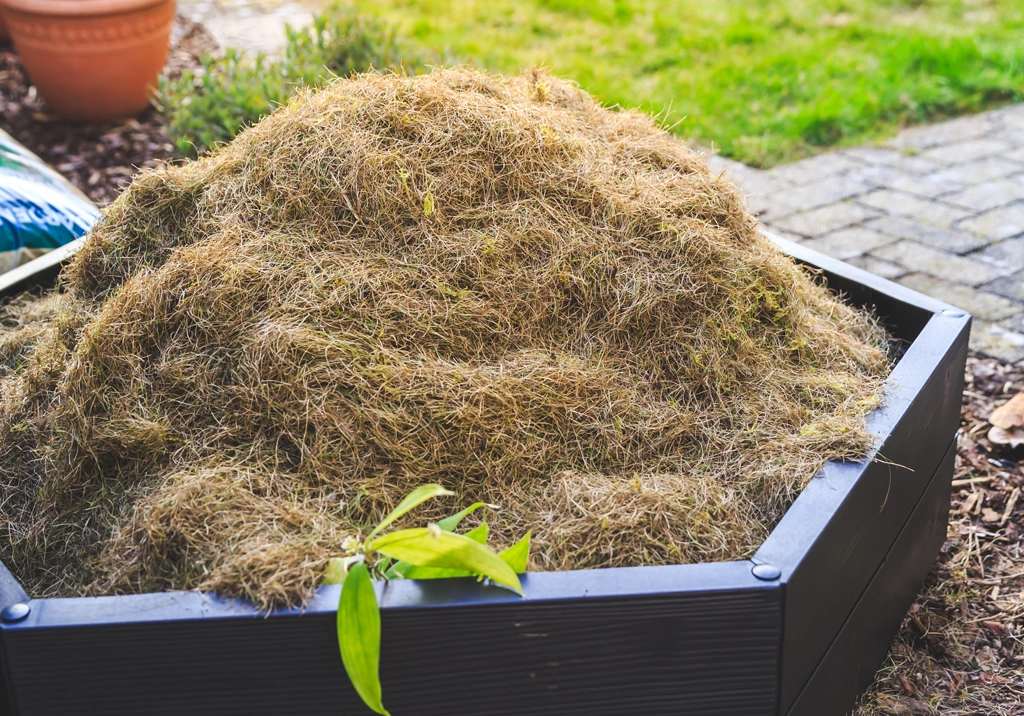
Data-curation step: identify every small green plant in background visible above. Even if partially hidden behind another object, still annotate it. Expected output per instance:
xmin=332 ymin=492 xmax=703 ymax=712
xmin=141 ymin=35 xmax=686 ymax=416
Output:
xmin=323 ymin=484 xmax=530 ymax=715
xmin=155 ymin=8 xmax=428 ymax=158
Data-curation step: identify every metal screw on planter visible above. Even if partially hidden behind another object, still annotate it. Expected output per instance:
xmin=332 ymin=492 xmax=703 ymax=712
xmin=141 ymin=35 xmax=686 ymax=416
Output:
xmin=0 ymin=603 xmax=30 ymax=623
xmin=751 ymin=563 xmax=782 ymax=581
xmin=942 ymin=309 xmax=966 ymax=318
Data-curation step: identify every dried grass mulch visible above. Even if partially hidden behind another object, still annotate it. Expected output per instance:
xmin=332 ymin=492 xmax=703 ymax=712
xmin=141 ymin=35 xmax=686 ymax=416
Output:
xmin=0 ymin=15 xmax=215 ymax=206
xmin=0 ymin=68 xmax=889 ymax=610
xmin=858 ymin=353 xmax=1024 ymax=715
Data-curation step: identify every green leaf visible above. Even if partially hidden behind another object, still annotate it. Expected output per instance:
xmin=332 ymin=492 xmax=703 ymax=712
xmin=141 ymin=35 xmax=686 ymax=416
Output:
xmin=464 ymin=521 xmax=488 ymax=544
xmin=337 ymin=562 xmax=389 ymax=716
xmin=499 ymin=530 xmax=531 ymax=574
xmin=401 ymin=522 xmax=488 ymax=580
xmin=401 ymin=564 xmax=472 ymax=580
xmin=383 ymin=559 xmax=409 ymax=580
xmin=322 ymin=557 xmax=348 ymax=585
xmin=436 ymin=502 xmax=488 ymax=532
xmin=369 ymin=528 xmax=523 ymax=595
xmin=367 ymin=484 xmax=453 ymax=541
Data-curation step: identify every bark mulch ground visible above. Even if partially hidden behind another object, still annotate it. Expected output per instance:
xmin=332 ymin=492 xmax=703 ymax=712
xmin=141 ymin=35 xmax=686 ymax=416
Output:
xmin=0 ymin=16 xmax=215 ymax=206
xmin=1 ymin=25 xmax=1023 ymax=709
xmin=858 ymin=354 xmax=1024 ymax=715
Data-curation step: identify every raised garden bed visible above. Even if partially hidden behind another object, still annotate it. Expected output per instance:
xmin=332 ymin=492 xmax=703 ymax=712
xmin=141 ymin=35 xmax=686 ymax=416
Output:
xmin=0 ymin=233 xmax=970 ymax=716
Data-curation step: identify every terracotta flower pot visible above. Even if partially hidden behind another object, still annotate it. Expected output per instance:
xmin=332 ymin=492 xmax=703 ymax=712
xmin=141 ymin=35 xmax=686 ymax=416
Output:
xmin=1 ymin=0 xmax=175 ymax=122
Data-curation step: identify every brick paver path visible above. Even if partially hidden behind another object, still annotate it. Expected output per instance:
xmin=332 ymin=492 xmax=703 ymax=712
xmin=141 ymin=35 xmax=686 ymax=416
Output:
xmin=707 ymin=107 xmax=1024 ymax=366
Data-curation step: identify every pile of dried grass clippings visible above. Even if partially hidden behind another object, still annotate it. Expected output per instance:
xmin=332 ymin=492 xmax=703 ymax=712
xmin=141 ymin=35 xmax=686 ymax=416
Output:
xmin=0 ymin=68 xmax=889 ymax=609
xmin=858 ymin=354 xmax=1024 ymax=715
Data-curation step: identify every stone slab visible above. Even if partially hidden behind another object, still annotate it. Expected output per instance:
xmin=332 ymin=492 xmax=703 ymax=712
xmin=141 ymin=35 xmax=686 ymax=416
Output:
xmin=777 ymin=175 xmax=873 ymax=212
xmin=897 ymin=274 xmax=1020 ymax=321
xmin=957 ymin=203 xmax=1024 ymax=241
xmin=853 ymin=167 xmax=963 ymax=199
xmin=864 ymin=215 xmax=989 ymax=254
xmin=872 ymin=241 xmax=1009 ymax=286
xmin=941 ymin=178 xmax=1024 ymax=212
xmin=1000 ymin=313 xmax=1024 ymax=334
xmin=771 ymin=202 xmax=880 ymax=238
xmin=767 ymin=154 xmax=863 ymax=187
xmin=844 ymin=255 xmax=908 ymax=281
xmin=840 ymin=147 xmax=944 ymax=175
xmin=202 ymin=12 xmax=312 ymax=54
xmin=970 ymin=321 xmax=1024 ymax=363
xmin=856 ymin=189 xmax=970 ymax=228
xmin=973 ymin=237 xmax=1024 ymax=273
xmin=918 ymin=138 xmax=1011 ymax=165
xmin=802 ymin=227 xmax=897 ymax=260
xmin=984 ymin=270 xmax=1024 ymax=302
xmin=930 ymin=158 xmax=1024 ymax=186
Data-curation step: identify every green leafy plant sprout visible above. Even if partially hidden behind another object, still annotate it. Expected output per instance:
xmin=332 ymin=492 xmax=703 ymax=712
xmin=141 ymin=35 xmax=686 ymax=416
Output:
xmin=323 ymin=484 xmax=531 ymax=715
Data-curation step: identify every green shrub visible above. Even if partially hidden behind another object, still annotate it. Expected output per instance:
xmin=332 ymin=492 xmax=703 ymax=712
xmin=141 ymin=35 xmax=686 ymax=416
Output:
xmin=156 ymin=9 xmax=428 ymax=158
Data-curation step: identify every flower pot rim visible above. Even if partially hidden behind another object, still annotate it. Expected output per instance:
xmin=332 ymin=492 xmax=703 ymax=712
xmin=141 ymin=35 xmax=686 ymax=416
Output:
xmin=1 ymin=0 xmax=166 ymax=17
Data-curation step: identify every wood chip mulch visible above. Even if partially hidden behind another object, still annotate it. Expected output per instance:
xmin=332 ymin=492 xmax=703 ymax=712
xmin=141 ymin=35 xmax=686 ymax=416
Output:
xmin=858 ymin=353 xmax=1024 ymax=715
xmin=0 ymin=16 xmax=215 ymax=206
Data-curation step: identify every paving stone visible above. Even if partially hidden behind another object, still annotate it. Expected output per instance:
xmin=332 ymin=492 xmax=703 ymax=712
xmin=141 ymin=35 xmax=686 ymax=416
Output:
xmin=856 ymin=189 xmax=970 ymax=228
xmin=918 ymin=138 xmax=1011 ymax=165
xmin=845 ymin=254 xmax=908 ymax=280
xmin=872 ymin=241 xmax=1009 ymax=285
xmin=897 ymin=274 xmax=1020 ymax=321
xmin=759 ymin=225 xmax=807 ymax=244
xmin=930 ymin=158 xmax=1024 ymax=186
xmin=734 ymin=180 xmax=798 ymax=221
xmin=1001 ymin=312 xmax=1024 ymax=334
xmin=767 ymin=154 xmax=863 ymax=186
xmin=714 ymin=107 xmax=1024 ymax=325
xmin=746 ymin=195 xmax=801 ymax=223
xmin=802 ymin=226 xmax=897 ymax=260
xmin=941 ymin=178 xmax=1024 ymax=212
xmin=873 ymin=171 xmax=963 ymax=199
xmin=885 ymin=115 xmax=1000 ymax=151
xmin=864 ymin=215 xmax=989 ymax=254
xmin=844 ymin=164 xmax=961 ymax=198
xmin=988 ymin=104 xmax=1024 ymax=129
xmin=840 ymin=147 xmax=946 ymax=174
xmin=704 ymin=154 xmax=763 ymax=184
xmin=777 ymin=175 xmax=873 ymax=212
xmin=995 ymin=128 xmax=1024 ymax=146
xmin=770 ymin=202 xmax=880 ymax=238
xmin=984 ymin=270 xmax=1024 ymax=302
xmin=732 ymin=168 xmax=791 ymax=197
xmin=203 ymin=12 xmax=312 ymax=54
xmin=840 ymin=147 xmax=905 ymax=165
xmin=973 ymin=237 xmax=1024 ymax=273
xmin=957 ymin=203 xmax=1024 ymax=241
xmin=970 ymin=321 xmax=1024 ymax=363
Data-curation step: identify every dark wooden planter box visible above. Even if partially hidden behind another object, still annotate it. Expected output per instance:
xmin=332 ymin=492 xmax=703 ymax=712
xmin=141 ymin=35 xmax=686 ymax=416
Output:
xmin=0 ymin=234 xmax=970 ymax=716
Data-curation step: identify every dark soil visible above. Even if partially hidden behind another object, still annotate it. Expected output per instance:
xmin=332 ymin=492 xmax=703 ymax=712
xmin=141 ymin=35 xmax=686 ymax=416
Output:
xmin=0 ymin=16 xmax=215 ymax=206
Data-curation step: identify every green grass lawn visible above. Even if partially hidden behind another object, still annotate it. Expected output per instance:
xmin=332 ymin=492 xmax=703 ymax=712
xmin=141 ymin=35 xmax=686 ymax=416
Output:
xmin=350 ymin=0 xmax=1024 ymax=167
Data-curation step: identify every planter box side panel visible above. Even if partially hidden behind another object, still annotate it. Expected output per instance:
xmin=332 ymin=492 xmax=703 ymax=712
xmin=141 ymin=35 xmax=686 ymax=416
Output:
xmin=2 ymin=584 xmax=781 ymax=716
xmin=760 ymin=312 xmax=969 ymax=712
xmin=0 ymin=563 xmax=28 ymax=716
xmin=786 ymin=437 xmax=956 ymax=716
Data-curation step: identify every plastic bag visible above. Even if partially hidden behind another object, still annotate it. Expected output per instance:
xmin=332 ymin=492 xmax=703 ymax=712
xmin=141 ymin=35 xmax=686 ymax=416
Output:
xmin=0 ymin=128 xmax=99 ymax=274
